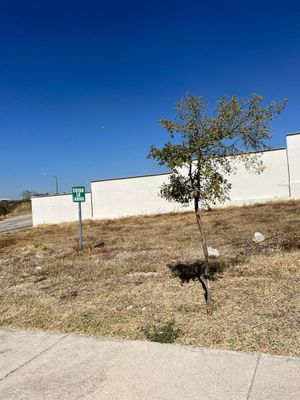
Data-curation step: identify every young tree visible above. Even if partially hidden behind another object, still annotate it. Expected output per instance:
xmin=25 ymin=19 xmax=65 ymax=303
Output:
xmin=148 ymin=94 xmax=287 ymax=314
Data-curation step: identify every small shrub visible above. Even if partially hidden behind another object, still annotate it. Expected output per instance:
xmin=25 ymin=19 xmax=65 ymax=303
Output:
xmin=141 ymin=320 xmax=181 ymax=343
xmin=280 ymin=231 xmax=300 ymax=251
xmin=0 ymin=202 xmax=11 ymax=216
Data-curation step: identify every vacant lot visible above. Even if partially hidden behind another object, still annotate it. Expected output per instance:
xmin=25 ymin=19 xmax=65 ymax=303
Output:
xmin=0 ymin=201 xmax=299 ymax=356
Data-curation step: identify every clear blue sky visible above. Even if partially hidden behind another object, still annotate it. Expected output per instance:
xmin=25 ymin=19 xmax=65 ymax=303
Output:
xmin=1 ymin=0 xmax=299 ymax=199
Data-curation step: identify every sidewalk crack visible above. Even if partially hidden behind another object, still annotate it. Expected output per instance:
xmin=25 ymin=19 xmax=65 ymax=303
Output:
xmin=0 ymin=334 xmax=68 ymax=382
xmin=246 ymin=354 xmax=261 ymax=400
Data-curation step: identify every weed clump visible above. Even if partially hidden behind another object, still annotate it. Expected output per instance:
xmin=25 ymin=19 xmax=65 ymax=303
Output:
xmin=141 ymin=320 xmax=181 ymax=343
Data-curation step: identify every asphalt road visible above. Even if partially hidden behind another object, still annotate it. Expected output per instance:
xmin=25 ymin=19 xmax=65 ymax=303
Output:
xmin=0 ymin=328 xmax=299 ymax=400
xmin=0 ymin=214 xmax=32 ymax=234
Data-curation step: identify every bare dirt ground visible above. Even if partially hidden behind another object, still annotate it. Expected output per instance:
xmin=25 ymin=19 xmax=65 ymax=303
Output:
xmin=0 ymin=200 xmax=299 ymax=356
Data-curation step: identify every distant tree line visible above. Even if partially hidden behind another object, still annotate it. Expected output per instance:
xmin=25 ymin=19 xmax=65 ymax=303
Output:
xmin=0 ymin=201 xmax=13 ymax=216
xmin=21 ymin=190 xmax=49 ymax=200
xmin=0 ymin=200 xmax=23 ymax=217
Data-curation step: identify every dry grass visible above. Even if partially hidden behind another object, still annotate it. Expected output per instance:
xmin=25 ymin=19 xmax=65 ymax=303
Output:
xmin=0 ymin=200 xmax=299 ymax=356
xmin=8 ymin=200 xmax=31 ymax=216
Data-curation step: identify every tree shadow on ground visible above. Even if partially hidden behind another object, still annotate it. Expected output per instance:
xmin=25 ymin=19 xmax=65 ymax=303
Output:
xmin=168 ymin=258 xmax=243 ymax=303
xmin=168 ymin=259 xmax=225 ymax=283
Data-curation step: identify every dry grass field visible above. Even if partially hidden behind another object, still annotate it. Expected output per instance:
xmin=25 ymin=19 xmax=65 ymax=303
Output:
xmin=0 ymin=200 xmax=299 ymax=356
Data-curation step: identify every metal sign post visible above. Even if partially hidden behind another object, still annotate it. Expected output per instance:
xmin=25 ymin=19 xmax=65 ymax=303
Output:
xmin=78 ymin=201 xmax=83 ymax=250
xmin=72 ymin=186 xmax=86 ymax=250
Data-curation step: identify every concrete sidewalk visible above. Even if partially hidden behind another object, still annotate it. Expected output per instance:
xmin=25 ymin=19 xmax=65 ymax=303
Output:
xmin=0 ymin=328 xmax=299 ymax=400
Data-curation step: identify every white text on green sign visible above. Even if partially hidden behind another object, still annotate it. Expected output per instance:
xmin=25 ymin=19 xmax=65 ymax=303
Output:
xmin=72 ymin=186 xmax=86 ymax=202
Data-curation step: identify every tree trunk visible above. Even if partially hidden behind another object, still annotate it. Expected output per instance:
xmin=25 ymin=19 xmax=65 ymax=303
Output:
xmin=194 ymin=199 xmax=213 ymax=315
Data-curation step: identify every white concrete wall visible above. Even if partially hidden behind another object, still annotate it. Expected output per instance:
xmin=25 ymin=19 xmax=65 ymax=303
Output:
xmin=91 ymin=149 xmax=291 ymax=220
xmin=223 ymin=148 xmax=290 ymax=205
xmin=31 ymin=133 xmax=300 ymax=225
xmin=32 ymin=193 xmax=92 ymax=226
xmin=91 ymin=174 xmax=188 ymax=219
xmin=287 ymin=133 xmax=300 ymax=198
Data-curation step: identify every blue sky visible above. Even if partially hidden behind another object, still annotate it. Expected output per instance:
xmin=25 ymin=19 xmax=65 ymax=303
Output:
xmin=1 ymin=0 xmax=299 ymax=199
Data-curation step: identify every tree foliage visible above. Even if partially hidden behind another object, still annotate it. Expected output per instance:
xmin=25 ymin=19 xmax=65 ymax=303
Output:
xmin=149 ymin=94 xmax=287 ymax=209
xmin=0 ymin=202 xmax=11 ymax=216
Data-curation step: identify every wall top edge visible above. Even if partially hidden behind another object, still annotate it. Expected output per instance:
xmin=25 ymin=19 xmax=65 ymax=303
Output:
xmin=286 ymin=132 xmax=300 ymax=137
xmin=226 ymin=147 xmax=286 ymax=156
xmin=31 ymin=192 xmax=91 ymax=199
xmin=91 ymin=172 xmax=171 ymax=183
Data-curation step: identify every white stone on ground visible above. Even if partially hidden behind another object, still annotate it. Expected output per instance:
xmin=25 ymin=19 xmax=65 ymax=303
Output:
xmin=207 ymin=247 xmax=220 ymax=258
xmin=252 ymin=232 xmax=265 ymax=243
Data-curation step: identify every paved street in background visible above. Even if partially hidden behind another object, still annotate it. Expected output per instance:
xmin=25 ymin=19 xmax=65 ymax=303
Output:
xmin=0 ymin=328 xmax=299 ymax=400
xmin=0 ymin=214 xmax=32 ymax=234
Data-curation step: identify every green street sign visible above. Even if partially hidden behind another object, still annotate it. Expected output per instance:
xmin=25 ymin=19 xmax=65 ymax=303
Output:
xmin=72 ymin=186 xmax=86 ymax=202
